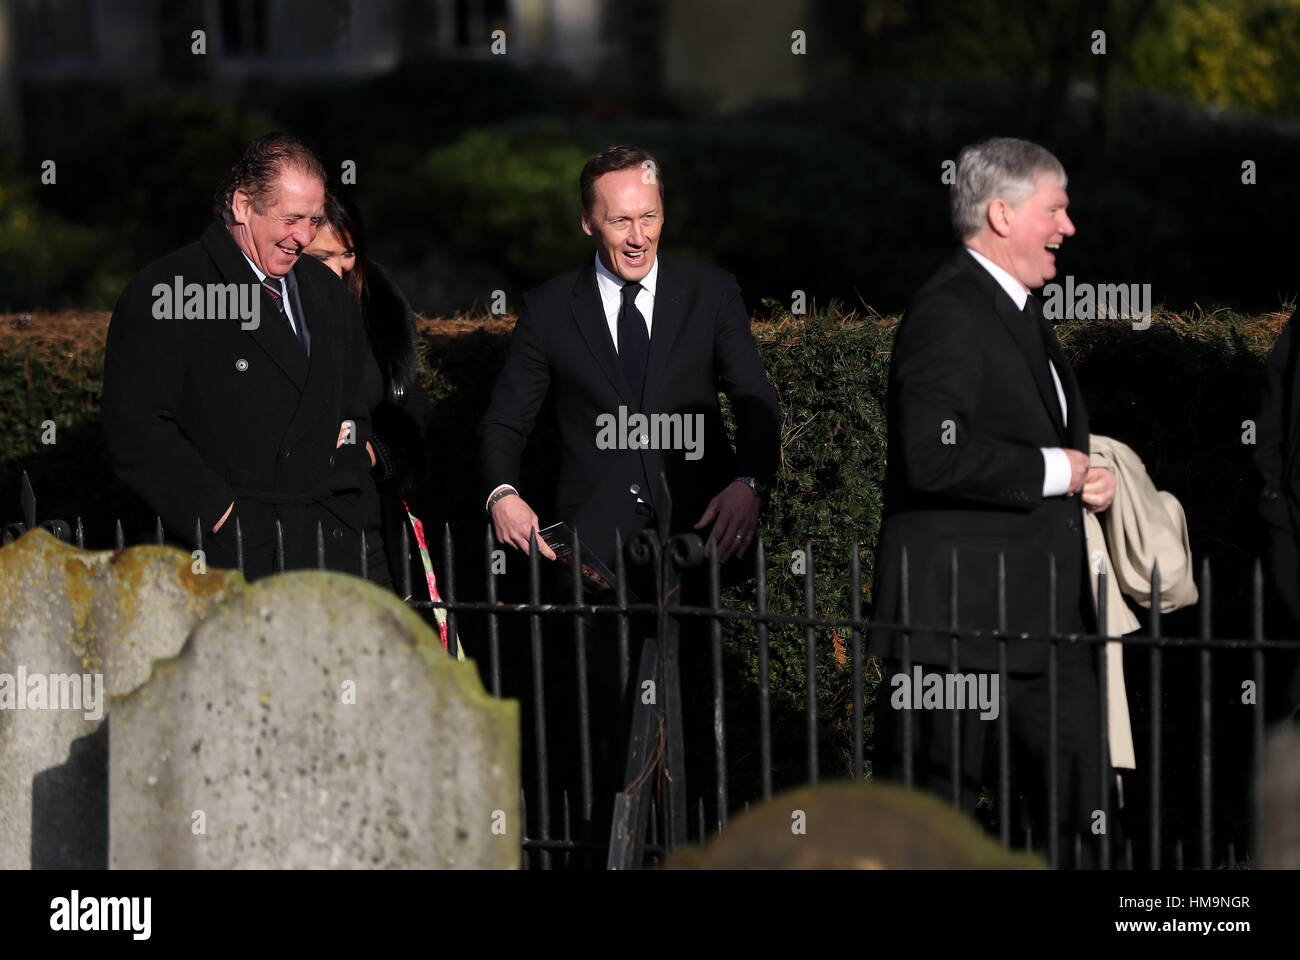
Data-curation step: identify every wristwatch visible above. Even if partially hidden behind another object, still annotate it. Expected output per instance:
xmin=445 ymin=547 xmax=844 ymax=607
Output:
xmin=735 ymin=476 xmax=767 ymax=497
xmin=487 ymin=486 xmax=518 ymax=514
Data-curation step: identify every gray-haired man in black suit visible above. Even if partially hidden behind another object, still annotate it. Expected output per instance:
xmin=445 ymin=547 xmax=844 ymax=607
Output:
xmin=870 ymin=137 xmax=1117 ymax=853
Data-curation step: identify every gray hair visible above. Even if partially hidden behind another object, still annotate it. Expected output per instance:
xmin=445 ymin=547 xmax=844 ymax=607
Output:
xmin=214 ymin=132 xmax=327 ymax=226
xmin=950 ymin=137 xmax=1067 ymax=240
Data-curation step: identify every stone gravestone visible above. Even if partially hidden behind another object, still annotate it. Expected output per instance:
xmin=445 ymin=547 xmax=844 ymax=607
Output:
xmin=0 ymin=529 xmax=241 ymax=868
xmin=665 ymin=782 xmax=1046 ymax=869
xmin=1258 ymin=724 xmax=1300 ymax=869
xmin=110 ymin=571 xmax=519 ymax=868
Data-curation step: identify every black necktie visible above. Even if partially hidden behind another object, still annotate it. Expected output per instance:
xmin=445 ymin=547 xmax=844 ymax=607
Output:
xmin=1026 ymin=294 xmax=1067 ymax=369
xmin=262 ymin=276 xmax=307 ymax=353
xmin=1025 ymin=294 xmax=1069 ymax=428
xmin=618 ymin=281 xmax=649 ymax=404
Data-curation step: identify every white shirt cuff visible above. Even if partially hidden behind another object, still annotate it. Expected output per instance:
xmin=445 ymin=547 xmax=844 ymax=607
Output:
xmin=1040 ymin=448 xmax=1071 ymax=498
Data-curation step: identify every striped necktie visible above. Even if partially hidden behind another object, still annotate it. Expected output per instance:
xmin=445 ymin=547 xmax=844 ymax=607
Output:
xmin=261 ymin=276 xmax=306 ymax=352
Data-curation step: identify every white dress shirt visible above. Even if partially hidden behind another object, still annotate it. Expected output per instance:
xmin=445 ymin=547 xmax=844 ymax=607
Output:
xmin=240 ymin=251 xmax=301 ymax=339
xmin=594 ymin=251 xmax=658 ymax=348
xmin=963 ymin=247 xmax=1072 ymax=498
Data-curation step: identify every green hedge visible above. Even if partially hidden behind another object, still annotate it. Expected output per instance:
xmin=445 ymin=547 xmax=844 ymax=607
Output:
xmin=0 ymin=168 xmax=125 ymax=312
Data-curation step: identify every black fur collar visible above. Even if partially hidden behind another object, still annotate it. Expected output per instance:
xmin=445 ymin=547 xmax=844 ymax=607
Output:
xmin=361 ymin=260 xmax=419 ymax=399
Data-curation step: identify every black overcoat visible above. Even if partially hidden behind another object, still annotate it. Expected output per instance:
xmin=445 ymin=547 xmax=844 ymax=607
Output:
xmin=102 ymin=219 xmax=375 ymax=579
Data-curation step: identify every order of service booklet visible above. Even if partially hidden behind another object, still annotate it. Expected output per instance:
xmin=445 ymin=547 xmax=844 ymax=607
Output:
xmin=539 ymin=522 xmax=621 ymax=595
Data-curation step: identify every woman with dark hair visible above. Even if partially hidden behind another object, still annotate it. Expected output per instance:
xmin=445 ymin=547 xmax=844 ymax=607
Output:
xmin=305 ymin=192 xmax=439 ymax=614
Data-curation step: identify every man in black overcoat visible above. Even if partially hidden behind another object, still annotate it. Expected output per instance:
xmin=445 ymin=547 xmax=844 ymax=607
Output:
xmin=102 ymin=133 xmax=379 ymax=582
xmin=869 ymin=137 xmax=1117 ymax=853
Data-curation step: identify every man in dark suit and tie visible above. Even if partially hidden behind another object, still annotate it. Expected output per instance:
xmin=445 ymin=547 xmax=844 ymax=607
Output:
xmin=102 ymin=133 xmax=386 ymax=584
xmin=478 ymin=144 xmax=780 ymax=831
xmin=479 ymin=144 xmax=780 ymax=579
xmin=869 ymin=137 xmax=1116 ymax=856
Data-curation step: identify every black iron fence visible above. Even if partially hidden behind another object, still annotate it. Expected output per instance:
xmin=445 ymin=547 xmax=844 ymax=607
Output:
xmin=4 ymin=470 xmax=1292 ymax=870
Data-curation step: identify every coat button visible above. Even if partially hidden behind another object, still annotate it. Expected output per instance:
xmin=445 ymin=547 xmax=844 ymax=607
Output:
xmin=331 ymin=527 xmax=343 ymax=540
xmin=328 ymin=454 xmax=335 ymax=468
xmin=629 ymin=483 xmax=640 ymax=495
xmin=235 ymin=358 xmax=249 ymax=372
xmin=282 ymin=450 xmax=291 ymax=459
xmin=1067 ymin=518 xmax=1079 ymax=532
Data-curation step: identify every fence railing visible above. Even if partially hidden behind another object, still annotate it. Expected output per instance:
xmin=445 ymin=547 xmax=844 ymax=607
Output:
xmin=4 ymin=469 xmax=1290 ymax=870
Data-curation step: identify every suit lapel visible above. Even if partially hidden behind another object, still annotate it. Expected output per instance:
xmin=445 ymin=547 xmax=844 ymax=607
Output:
xmin=1013 ymin=297 xmax=1068 ymax=441
xmin=284 ymin=268 xmax=311 ymax=356
xmin=287 ymin=266 xmax=326 ymax=407
xmin=200 ymin=221 xmax=308 ymax=390
xmin=570 ymin=265 xmax=633 ymax=404
xmin=1039 ymin=314 xmax=1089 ymax=449
xmin=642 ymin=255 xmax=688 ymax=410
xmin=961 ymin=253 xmax=1068 ymax=442
xmin=282 ymin=266 xmax=338 ymax=450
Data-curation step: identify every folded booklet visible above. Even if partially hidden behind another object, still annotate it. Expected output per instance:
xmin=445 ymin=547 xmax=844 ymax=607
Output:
xmin=539 ymin=522 xmax=620 ymax=595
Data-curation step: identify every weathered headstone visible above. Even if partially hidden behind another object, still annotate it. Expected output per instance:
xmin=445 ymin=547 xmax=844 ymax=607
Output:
xmin=1258 ymin=724 xmax=1300 ymax=869
xmin=110 ymin=571 xmax=519 ymax=868
xmin=665 ymin=782 xmax=1046 ymax=869
xmin=0 ymin=529 xmax=241 ymax=868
